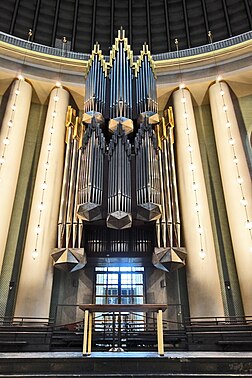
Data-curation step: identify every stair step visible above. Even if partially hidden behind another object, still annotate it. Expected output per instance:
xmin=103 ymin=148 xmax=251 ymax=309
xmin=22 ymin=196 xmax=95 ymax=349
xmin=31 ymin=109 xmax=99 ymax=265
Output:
xmin=1 ymin=374 xmax=252 ymax=378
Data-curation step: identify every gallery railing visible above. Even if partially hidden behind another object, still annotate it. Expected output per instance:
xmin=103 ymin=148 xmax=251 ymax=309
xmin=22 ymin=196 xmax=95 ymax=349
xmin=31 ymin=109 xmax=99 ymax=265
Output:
xmin=0 ymin=31 xmax=251 ymax=61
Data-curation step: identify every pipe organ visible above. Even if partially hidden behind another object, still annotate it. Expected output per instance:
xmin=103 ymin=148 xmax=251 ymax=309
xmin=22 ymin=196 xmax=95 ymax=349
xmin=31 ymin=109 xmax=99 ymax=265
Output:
xmin=135 ymin=120 xmax=161 ymax=222
xmin=135 ymin=43 xmax=158 ymax=118
xmin=77 ymin=119 xmax=105 ymax=222
xmin=108 ymin=29 xmax=133 ymax=121
xmin=107 ymin=125 xmax=132 ymax=229
xmin=52 ymin=106 xmax=87 ymax=273
xmin=52 ymin=29 xmax=185 ymax=272
xmin=83 ymin=42 xmax=107 ymax=115
xmin=152 ymin=110 xmax=186 ymax=272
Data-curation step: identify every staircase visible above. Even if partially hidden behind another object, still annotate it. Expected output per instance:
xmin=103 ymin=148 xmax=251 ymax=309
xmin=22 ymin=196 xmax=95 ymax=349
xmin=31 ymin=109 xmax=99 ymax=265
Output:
xmin=0 ymin=351 xmax=252 ymax=377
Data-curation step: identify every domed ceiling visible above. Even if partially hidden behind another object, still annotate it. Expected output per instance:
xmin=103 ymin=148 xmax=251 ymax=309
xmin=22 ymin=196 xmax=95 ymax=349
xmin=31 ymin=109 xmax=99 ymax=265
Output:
xmin=0 ymin=0 xmax=251 ymax=55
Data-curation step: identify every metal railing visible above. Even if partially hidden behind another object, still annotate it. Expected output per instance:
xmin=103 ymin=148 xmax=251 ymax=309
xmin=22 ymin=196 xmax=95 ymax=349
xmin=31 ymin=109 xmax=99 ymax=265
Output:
xmin=53 ymin=303 xmax=184 ymax=330
xmin=185 ymin=315 xmax=252 ymax=326
xmin=0 ymin=31 xmax=251 ymax=62
xmin=152 ymin=31 xmax=252 ymax=61
xmin=0 ymin=32 xmax=89 ymax=61
xmin=0 ymin=316 xmax=54 ymax=327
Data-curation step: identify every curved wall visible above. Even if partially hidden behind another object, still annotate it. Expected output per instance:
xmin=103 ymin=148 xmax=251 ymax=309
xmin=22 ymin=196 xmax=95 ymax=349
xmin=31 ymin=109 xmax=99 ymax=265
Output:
xmin=0 ymin=0 xmax=252 ymax=54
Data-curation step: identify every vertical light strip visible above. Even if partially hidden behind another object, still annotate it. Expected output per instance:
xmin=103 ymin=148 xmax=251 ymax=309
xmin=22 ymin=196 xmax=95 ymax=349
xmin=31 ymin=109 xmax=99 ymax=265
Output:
xmin=180 ymin=87 xmax=206 ymax=259
xmin=14 ymin=87 xmax=69 ymax=318
xmin=29 ymin=35 xmax=66 ymax=261
xmin=32 ymin=88 xmax=60 ymax=260
xmin=218 ymin=82 xmax=252 ymax=240
xmin=173 ymin=88 xmax=224 ymax=317
xmin=0 ymin=29 xmax=33 ymax=177
xmin=0 ymin=79 xmax=32 ymax=273
xmin=209 ymin=81 xmax=252 ymax=315
xmin=0 ymin=79 xmax=22 ymax=173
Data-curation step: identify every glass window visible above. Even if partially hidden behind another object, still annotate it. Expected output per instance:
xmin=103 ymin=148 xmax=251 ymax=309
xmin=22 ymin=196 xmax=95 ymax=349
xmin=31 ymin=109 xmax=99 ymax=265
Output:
xmin=94 ymin=266 xmax=145 ymax=330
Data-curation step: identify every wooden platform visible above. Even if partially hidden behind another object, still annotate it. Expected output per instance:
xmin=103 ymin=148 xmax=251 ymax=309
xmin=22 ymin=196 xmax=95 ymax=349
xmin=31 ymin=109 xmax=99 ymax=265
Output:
xmin=0 ymin=351 xmax=252 ymax=377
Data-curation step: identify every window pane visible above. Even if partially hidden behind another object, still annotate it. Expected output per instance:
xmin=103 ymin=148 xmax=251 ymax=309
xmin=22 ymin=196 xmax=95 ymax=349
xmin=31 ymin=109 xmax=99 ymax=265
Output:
xmin=96 ymin=297 xmax=106 ymax=304
xmin=121 ymin=296 xmax=132 ymax=304
xmin=119 ymin=267 xmax=131 ymax=272
xmin=95 ymin=267 xmax=107 ymax=271
xmin=108 ymin=274 xmax=118 ymax=284
xmin=132 ymin=274 xmax=143 ymax=284
xmin=134 ymin=286 xmax=143 ymax=296
xmin=96 ymin=274 xmax=107 ymax=284
xmin=96 ymin=286 xmax=105 ymax=295
xmin=108 ymin=288 xmax=118 ymax=296
xmin=108 ymin=297 xmax=118 ymax=304
xmin=133 ymin=297 xmax=144 ymax=304
xmin=121 ymin=273 xmax=132 ymax=284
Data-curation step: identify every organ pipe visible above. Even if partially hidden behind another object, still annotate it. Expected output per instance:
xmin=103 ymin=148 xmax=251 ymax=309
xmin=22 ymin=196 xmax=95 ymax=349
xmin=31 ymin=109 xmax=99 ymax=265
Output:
xmin=135 ymin=118 xmax=161 ymax=222
xmin=77 ymin=117 xmax=105 ymax=221
xmin=155 ymin=110 xmax=181 ymax=249
xmin=52 ymin=106 xmax=87 ymax=273
xmin=84 ymin=42 xmax=107 ymax=115
xmin=109 ymin=29 xmax=133 ymax=120
xmin=57 ymin=107 xmax=85 ymax=248
xmin=106 ymin=29 xmax=134 ymax=229
xmin=135 ymin=42 xmax=158 ymax=121
xmin=107 ymin=124 xmax=132 ymax=229
xmin=152 ymin=108 xmax=186 ymax=273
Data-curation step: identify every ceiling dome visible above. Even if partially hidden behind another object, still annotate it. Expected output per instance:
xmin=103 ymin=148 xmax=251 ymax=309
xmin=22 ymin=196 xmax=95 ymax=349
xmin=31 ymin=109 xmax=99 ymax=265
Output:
xmin=0 ymin=0 xmax=251 ymax=55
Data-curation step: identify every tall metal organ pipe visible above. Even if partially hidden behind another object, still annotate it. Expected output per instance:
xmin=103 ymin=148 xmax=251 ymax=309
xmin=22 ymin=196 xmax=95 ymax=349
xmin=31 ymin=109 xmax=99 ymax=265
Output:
xmin=84 ymin=43 xmax=107 ymax=115
xmin=76 ymin=42 xmax=107 ymax=222
xmin=135 ymin=119 xmax=161 ymax=222
xmin=152 ymin=108 xmax=186 ymax=273
xmin=107 ymin=29 xmax=134 ymax=229
xmin=52 ymin=106 xmax=87 ymax=273
xmin=108 ymin=28 xmax=134 ymax=135
xmin=107 ymin=124 xmax=132 ymax=229
xmin=155 ymin=110 xmax=181 ymax=249
xmin=135 ymin=43 xmax=158 ymax=118
xmin=77 ymin=118 xmax=105 ymax=221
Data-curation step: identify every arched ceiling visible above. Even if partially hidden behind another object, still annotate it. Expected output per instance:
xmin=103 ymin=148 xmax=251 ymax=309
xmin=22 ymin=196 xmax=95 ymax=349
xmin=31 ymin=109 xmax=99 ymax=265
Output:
xmin=0 ymin=0 xmax=251 ymax=55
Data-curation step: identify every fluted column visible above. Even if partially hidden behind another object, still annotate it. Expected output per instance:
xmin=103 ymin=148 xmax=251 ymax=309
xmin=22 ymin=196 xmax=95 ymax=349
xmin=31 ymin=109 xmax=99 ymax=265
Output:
xmin=209 ymin=81 xmax=252 ymax=315
xmin=173 ymin=88 xmax=224 ymax=317
xmin=15 ymin=87 xmax=69 ymax=318
xmin=0 ymin=79 xmax=32 ymax=274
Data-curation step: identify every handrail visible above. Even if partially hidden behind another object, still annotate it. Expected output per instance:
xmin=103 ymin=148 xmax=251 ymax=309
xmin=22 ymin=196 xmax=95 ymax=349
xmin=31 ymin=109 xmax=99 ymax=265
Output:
xmin=185 ymin=315 xmax=252 ymax=325
xmin=0 ymin=32 xmax=89 ymax=61
xmin=152 ymin=31 xmax=252 ymax=61
xmin=0 ymin=316 xmax=54 ymax=326
xmin=0 ymin=31 xmax=251 ymax=61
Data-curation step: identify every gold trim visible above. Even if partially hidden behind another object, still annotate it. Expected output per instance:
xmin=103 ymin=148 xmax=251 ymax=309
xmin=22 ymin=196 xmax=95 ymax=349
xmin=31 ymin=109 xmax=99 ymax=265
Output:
xmin=108 ymin=29 xmax=134 ymax=69
xmin=155 ymin=123 xmax=162 ymax=150
xmin=65 ymin=106 xmax=76 ymax=143
xmin=161 ymin=107 xmax=175 ymax=144
xmin=134 ymin=42 xmax=156 ymax=78
xmin=65 ymin=107 xmax=85 ymax=147
xmin=86 ymin=42 xmax=108 ymax=77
